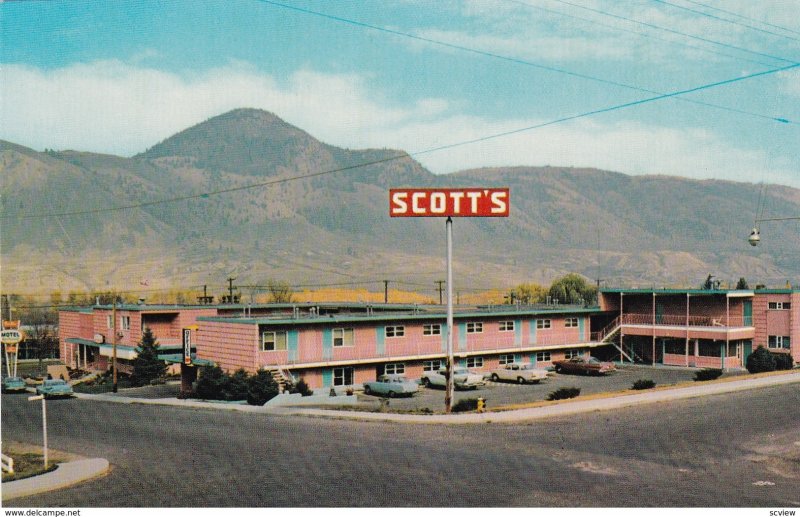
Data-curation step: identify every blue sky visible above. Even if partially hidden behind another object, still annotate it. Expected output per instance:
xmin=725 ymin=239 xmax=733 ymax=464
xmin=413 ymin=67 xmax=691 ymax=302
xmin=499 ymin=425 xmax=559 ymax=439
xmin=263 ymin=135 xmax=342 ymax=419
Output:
xmin=2 ymin=0 xmax=799 ymax=187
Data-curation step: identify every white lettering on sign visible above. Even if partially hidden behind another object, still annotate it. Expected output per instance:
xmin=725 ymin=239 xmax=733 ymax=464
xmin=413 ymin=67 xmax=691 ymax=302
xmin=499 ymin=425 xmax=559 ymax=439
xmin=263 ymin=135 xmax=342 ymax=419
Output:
xmin=389 ymin=188 xmax=510 ymax=217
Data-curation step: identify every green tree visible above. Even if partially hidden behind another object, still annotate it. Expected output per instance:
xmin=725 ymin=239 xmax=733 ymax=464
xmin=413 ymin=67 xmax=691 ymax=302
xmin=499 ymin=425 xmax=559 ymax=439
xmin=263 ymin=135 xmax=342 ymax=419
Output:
xmin=736 ymin=277 xmax=750 ymax=290
xmin=266 ymin=279 xmax=294 ymax=303
xmin=195 ymin=365 xmax=227 ymax=399
xmin=246 ymin=369 xmax=279 ymax=405
xmin=547 ymin=274 xmax=597 ymax=306
xmin=511 ymin=283 xmax=547 ymax=304
xmin=223 ymin=368 xmax=251 ymax=401
xmin=130 ymin=328 xmax=167 ymax=387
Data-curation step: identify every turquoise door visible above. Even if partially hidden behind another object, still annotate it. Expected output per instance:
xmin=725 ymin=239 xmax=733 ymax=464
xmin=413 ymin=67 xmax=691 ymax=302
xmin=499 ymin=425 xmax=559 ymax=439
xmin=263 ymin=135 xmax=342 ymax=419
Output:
xmin=655 ymin=303 xmax=665 ymax=324
xmin=743 ymin=301 xmax=753 ymax=326
xmin=742 ymin=341 xmax=752 ymax=365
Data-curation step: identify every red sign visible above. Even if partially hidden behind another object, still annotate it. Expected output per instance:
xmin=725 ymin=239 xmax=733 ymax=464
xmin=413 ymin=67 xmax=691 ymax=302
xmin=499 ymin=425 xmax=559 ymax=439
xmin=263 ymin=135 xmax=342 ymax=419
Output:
xmin=389 ymin=188 xmax=510 ymax=217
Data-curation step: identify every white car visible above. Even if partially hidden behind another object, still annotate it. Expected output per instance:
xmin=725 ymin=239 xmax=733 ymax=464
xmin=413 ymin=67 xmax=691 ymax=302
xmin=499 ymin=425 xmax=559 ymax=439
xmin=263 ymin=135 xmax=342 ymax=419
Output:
xmin=421 ymin=367 xmax=485 ymax=390
xmin=489 ymin=363 xmax=549 ymax=384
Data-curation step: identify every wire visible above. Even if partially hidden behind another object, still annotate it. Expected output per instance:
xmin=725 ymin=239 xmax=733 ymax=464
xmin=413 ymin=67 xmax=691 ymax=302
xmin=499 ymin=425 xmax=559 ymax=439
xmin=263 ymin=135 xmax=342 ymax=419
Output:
xmin=502 ymin=0 xmax=776 ymax=67
xmin=257 ymin=0 xmax=795 ymax=125
xmin=4 ymin=61 xmax=797 ymax=221
xmin=648 ymin=0 xmax=800 ymax=43
xmin=682 ymin=0 xmax=800 ymax=38
xmin=546 ymin=0 xmax=797 ymax=64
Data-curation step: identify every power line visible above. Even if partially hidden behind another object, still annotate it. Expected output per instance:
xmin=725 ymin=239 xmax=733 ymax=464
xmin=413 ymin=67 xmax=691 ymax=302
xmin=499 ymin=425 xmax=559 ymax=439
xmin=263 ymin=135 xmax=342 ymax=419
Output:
xmin=257 ymin=0 xmax=794 ymax=125
xmin=503 ymin=0 xmax=776 ymax=67
xmin=3 ymin=61 xmax=797 ymax=221
xmin=648 ymin=0 xmax=800 ymax=43
xmin=681 ymin=0 xmax=800 ymax=38
xmin=546 ymin=0 xmax=797 ymax=64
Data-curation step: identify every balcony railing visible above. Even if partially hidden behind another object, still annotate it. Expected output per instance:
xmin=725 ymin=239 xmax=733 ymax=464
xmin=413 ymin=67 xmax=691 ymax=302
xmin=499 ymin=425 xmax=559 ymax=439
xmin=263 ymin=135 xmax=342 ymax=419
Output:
xmin=616 ymin=313 xmax=750 ymax=327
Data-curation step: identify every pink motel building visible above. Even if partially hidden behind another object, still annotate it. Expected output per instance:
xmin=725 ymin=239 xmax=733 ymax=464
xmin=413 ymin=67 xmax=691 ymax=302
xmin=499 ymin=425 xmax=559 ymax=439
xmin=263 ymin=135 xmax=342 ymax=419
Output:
xmin=57 ymin=288 xmax=798 ymax=390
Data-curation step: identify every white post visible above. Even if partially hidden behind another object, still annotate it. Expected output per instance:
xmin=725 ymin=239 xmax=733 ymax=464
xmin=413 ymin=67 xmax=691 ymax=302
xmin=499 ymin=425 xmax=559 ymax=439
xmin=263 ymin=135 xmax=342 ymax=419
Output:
xmin=4 ymin=348 xmax=10 ymax=378
xmin=29 ymin=395 xmax=48 ymax=470
xmin=445 ymin=217 xmax=455 ymax=413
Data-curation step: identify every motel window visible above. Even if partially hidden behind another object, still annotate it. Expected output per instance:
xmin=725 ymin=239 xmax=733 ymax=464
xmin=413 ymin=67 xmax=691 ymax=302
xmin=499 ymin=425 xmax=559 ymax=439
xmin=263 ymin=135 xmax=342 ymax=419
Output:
xmin=423 ymin=360 xmax=443 ymax=372
xmin=535 ymin=352 xmax=551 ymax=362
xmin=106 ymin=315 xmax=113 ymax=329
xmin=423 ymin=324 xmax=441 ymax=336
xmin=663 ymin=340 xmax=686 ymax=355
xmin=698 ymin=342 xmax=722 ymax=357
xmin=466 ymin=322 xmax=483 ymax=333
xmin=536 ymin=319 xmax=551 ymax=329
xmin=499 ymin=354 xmax=515 ymax=365
xmin=385 ymin=326 xmax=405 ymax=338
xmin=333 ymin=328 xmax=354 ymax=347
xmin=466 ymin=357 xmax=483 ymax=368
xmin=564 ymin=317 xmax=579 ymax=328
xmin=499 ymin=321 xmax=515 ymax=332
xmin=768 ymin=302 xmax=791 ymax=310
xmin=768 ymin=336 xmax=791 ymax=349
xmin=565 ymin=349 xmax=583 ymax=359
xmin=333 ymin=367 xmax=354 ymax=386
xmin=384 ymin=363 xmax=405 ymax=375
xmin=262 ymin=331 xmax=288 ymax=351
xmin=120 ymin=316 xmax=130 ymax=331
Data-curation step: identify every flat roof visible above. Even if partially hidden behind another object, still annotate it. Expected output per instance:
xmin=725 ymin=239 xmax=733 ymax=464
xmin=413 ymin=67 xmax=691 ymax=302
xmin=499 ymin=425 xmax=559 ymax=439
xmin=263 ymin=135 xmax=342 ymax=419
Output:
xmin=65 ymin=301 xmax=439 ymax=312
xmin=600 ymin=288 xmax=754 ymax=296
xmin=197 ymin=306 xmax=602 ymax=326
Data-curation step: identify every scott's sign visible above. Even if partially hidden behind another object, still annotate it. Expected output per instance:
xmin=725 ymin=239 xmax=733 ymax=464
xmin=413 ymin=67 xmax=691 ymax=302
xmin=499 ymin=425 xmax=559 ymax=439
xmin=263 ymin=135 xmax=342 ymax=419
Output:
xmin=389 ymin=188 xmax=510 ymax=217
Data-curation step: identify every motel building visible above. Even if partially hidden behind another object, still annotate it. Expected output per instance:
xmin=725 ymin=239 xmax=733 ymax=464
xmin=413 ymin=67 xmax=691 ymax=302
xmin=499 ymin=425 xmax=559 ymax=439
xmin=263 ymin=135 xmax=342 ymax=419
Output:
xmin=57 ymin=288 xmax=798 ymax=390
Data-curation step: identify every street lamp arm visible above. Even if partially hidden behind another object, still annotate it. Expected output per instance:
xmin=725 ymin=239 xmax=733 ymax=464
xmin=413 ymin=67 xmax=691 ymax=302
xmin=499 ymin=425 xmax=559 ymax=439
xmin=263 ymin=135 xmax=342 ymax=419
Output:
xmin=755 ymin=216 xmax=800 ymax=222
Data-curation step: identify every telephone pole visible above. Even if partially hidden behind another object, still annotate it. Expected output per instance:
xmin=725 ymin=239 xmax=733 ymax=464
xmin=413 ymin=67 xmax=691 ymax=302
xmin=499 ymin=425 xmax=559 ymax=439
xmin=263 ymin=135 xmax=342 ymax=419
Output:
xmin=383 ymin=280 xmax=389 ymax=304
xmin=112 ymin=291 xmax=118 ymax=393
xmin=227 ymin=277 xmax=236 ymax=303
xmin=435 ymin=280 xmax=445 ymax=305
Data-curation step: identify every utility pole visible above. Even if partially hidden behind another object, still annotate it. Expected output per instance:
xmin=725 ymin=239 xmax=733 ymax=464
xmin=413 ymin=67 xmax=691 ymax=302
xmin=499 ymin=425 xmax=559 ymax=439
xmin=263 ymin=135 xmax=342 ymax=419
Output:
xmin=112 ymin=291 xmax=118 ymax=393
xmin=445 ymin=218 xmax=454 ymax=413
xmin=435 ymin=280 xmax=445 ymax=305
xmin=383 ymin=280 xmax=389 ymax=304
xmin=227 ymin=277 xmax=236 ymax=303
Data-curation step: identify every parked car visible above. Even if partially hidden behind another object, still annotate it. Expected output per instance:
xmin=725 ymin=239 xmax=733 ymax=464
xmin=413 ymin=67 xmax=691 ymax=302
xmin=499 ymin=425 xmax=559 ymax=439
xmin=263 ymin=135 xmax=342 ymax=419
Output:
xmin=2 ymin=376 xmax=27 ymax=393
xmin=363 ymin=374 xmax=419 ymax=398
xmin=421 ymin=367 xmax=485 ymax=390
xmin=489 ymin=363 xmax=549 ymax=384
xmin=553 ymin=356 xmax=616 ymax=375
xmin=36 ymin=379 xmax=74 ymax=398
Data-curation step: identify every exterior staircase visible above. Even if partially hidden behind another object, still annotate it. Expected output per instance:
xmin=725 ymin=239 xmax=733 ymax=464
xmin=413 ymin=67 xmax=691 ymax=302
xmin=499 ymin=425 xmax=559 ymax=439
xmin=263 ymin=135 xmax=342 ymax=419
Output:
xmin=268 ymin=368 xmax=296 ymax=393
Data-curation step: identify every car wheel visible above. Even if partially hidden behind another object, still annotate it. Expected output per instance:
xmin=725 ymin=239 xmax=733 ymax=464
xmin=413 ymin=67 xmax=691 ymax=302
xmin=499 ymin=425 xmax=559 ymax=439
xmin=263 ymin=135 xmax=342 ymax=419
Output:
xmin=422 ymin=378 xmax=431 ymax=388
xmin=387 ymin=391 xmax=396 ymax=398
xmin=555 ymin=366 xmax=562 ymax=373
xmin=491 ymin=373 xmax=500 ymax=382
xmin=517 ymin=377 xmax=526 ymax=385
xmin=364 ymin=385 xmax=372 ymax=395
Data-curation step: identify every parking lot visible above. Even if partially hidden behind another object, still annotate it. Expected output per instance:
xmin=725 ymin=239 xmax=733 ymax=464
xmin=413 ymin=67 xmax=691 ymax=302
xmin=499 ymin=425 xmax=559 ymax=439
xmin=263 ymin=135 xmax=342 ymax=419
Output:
xmin=354 ymin=365 xmax=748 ymax=412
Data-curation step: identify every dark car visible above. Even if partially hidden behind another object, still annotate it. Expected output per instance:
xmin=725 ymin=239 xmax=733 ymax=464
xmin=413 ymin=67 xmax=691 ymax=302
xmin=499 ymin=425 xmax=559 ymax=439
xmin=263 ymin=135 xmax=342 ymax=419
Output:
xmin=553 ymin=356 xmax=616 ymax=375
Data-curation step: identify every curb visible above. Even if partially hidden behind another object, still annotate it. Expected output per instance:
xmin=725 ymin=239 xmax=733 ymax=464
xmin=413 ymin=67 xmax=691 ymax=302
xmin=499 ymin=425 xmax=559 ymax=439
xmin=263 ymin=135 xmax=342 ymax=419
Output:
xmin=2 ymin=458 xmax=110 ymax=501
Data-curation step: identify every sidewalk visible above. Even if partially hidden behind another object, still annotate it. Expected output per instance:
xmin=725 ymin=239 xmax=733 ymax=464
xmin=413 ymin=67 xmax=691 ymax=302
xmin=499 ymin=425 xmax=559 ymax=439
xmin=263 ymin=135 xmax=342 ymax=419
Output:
xmin=71 ymin=371 xmax=800 ymax=424
xmin=2 ymin=458 xmax=110 ymax=501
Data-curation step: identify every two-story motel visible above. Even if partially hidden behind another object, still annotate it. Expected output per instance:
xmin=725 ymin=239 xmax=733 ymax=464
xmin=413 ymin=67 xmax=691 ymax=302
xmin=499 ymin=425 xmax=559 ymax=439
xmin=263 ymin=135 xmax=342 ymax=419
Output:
xmin=57 ymin=287 xmax=798 ymax=389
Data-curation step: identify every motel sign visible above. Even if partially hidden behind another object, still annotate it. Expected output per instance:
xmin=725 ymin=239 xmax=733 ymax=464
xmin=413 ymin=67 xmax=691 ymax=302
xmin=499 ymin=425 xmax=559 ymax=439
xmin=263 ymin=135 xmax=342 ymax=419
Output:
xmin=389 ymin=188 xmax=510 ymax=217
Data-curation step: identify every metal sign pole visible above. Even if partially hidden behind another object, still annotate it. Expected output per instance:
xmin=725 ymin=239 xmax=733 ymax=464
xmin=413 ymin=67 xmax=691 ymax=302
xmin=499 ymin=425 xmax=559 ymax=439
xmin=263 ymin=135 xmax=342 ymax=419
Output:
xmin=445 ymin=217 xmax=455 ymax=413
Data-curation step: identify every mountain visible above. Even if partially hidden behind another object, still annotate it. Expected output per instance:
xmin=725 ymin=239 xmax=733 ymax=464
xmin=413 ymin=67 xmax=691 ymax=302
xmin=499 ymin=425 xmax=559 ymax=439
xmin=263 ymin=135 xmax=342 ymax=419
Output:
xmin=1 ymin=108 xmax=798 ymax=296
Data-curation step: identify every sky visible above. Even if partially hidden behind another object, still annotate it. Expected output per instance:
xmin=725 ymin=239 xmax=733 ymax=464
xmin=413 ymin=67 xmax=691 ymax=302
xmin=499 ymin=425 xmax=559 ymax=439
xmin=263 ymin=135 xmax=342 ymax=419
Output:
xmin=2 ymin=0 xmax=799 ymax=187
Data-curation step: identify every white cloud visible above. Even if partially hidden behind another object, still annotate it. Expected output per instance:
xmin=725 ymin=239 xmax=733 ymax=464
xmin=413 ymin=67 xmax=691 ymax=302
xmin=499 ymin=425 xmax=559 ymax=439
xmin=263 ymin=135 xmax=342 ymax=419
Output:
xmin=1 ymin=60 xmax=796 ymax=188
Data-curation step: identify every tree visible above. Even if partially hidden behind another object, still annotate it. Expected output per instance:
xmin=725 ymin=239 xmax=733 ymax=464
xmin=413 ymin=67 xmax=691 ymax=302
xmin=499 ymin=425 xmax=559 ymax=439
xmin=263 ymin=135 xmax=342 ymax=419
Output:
xmin=223 ymin=368 xmax=250 ymax=401
xmin=267 ymin=279 xmax=294 ymax=303
xmin=131 ymin=327 xmax=167 ymax=386
xmin=511 ymin=283 xmax=547 ymax=304
xmin=247 ymin=369 xmax=279 ymax=405
xmin=547 ymin=274 xmax=597 ymax=306
xmin=736 ymin=278 xmax=749 ymax=290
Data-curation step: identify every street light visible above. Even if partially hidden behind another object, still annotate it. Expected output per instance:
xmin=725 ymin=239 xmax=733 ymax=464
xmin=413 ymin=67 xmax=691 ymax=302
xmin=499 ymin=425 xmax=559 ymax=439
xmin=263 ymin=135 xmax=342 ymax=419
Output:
xmin=748 ymin=216 xmax=800 ymax=246
xmin=28 ymin=395 xmax=48 ymax=469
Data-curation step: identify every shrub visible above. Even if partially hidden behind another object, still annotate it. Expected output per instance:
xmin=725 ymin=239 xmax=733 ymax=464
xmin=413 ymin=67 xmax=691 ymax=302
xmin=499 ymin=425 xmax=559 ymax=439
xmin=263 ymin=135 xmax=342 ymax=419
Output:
xmin=746 ymin=346 xmax=776 ymax=374
xmin=452 ymin=398 xmax=479 ymax=412
xmin=694 ymin=368 xmax=723 ymax=381
xmin=247 ymin=369 xmax=280 ymax=405
xmin=195 ymin=365 xmax=226 ymax=399
xmin=222 ymin=368 xmax=250 ymax=401
xmin=547 ymin=387 xmax=581 ymax=400
xmin=293 ymin=378 xmax=313 ymax=397
xmin=130 ymin=328 xmax=167 ymax=387
xmin=631 ymin=379 xmax=656 ymax=390
xmin=772 ymin=352 xmax=794 ymax=371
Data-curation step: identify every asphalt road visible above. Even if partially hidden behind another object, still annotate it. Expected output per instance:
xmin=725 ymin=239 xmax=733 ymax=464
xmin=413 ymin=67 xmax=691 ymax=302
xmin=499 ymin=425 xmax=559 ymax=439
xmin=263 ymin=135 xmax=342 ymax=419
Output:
xmin=2 ymin=383 xmax=799 ymax=507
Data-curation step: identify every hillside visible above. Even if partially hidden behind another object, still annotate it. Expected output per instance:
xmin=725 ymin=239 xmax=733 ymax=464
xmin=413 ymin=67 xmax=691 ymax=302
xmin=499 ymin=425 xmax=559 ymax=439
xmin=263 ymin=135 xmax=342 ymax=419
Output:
xmin=1 ymin=108 xmax=798 ymax=296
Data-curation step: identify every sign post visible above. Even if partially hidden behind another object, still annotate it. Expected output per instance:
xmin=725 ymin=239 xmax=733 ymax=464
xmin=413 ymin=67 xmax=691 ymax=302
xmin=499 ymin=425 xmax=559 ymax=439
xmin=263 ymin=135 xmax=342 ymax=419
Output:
xmin=390 ymin=188 xmax=509 ymax=413
xmin=28 ymin=395 xmax=47 ymax=469
xmin=183 ymin=325 xmax=198 ymax=365
xmin=2 ymin=321 xmax=23 ymax=378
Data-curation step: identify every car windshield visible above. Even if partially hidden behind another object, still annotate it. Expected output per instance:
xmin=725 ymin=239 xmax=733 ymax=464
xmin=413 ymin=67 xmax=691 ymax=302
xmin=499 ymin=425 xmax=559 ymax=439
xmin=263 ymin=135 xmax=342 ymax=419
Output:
xmin=6 ymin=377 xmax=23 ymax=382
xmin=587 ymin=357 xmax=601 ymax=364
xmin=520 ymin=364 xmax=537 ymax=370
xmin=45 ymin=380 xmax=67 ymax=386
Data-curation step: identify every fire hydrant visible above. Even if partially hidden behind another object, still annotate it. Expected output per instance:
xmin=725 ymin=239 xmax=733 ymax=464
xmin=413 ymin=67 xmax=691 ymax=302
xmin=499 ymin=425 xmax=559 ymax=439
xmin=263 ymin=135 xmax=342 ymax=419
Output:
xmin=477 ymin=397 xmax=486 ymax=413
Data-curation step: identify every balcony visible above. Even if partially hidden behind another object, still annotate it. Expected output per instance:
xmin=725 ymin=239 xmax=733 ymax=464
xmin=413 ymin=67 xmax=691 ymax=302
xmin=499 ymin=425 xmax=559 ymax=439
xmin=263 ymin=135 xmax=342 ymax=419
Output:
xmin=612 ymin=313 xmax=754 ymax=341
